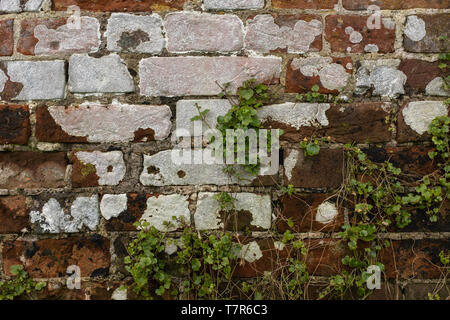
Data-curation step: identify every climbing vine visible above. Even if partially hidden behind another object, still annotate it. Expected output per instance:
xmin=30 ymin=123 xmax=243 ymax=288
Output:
xmin=124 ymin=79 xmax=449 ymax=300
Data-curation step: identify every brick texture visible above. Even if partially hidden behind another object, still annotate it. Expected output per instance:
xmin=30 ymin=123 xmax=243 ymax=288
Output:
xmin=0 ymin=1 xmax=448 ymax=301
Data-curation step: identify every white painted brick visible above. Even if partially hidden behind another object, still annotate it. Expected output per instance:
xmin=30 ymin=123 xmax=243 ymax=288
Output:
xmin=69 ymin=54 xmax=134 ymax=93
xmin=140 ymin=194 xmax=190 ymax=231
xmin=175 ymin=99 xmax=232 ymax=137
xmin=75 ymin=151 xmax=126 ymax=186
xmin=0 ymin=60 xmax=66 ymax=100
xmin=203 ymin=0 xmax=264 ymax=10
xmin=106 ymin=13 xmax=164 ymax=54
xmin=47 ymin=101 xmax=172 ymax=142
xmin=139 ymin=56 xmax=281 ymax=97
xmin=195 ymin=192 xmax=272 ymax=231
xmin=165 ymin=12 xmax=244 ymax=53
xmin=0 ymin=0 xmax=43 ymax=12
xmin=139 ymin=150 xmax=257 ymax=186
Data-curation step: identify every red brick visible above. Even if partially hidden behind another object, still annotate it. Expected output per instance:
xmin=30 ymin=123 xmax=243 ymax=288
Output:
xmin=0 ymin=105 xmax=30 ymax=144
xmin=0 ymin=19 xmax=13 ymax=56
xmin=343 ymin=0 xmax=450 ymax=10
xmin=278 ymin=194 xmax=344 ymax=233
xmin=0 ymin=152 xmax=67 ymax=189
xmin=283 ymin=148 xmax=344 ymax=189
xmin=305 ymin=239 xmax=346 ymax=276
xmin=381 ymin=239 xmax=449 ymax=279
xmin=273 ymin=0 xmax=338 ymax=9
xmin=233 ymin=238 xmax=288 ymax=278
xmin=2 ymin=236 xmax=110 ymax=278
xmin=364 ymin=146 xmax=437 ymax=177
xmin=262 ymin=102 xmax=392 ymax=144
xmin=390 ymin=200 xmax=450 ymax=233
xmin=0 ymin=195 xmax=29 ymax=234
xmin=286 ymin=57 xmax=352 ymax=94
xmin=404 ymin=14 xmax=450 ymax=53
xmin=403 ymin=283 xmax=450 ymax=300
xmin=399 ymin=60 xmax=450 ymax=95
xmin=325 ymin=15 xmax=395 ymax=53
xmin=53 ymin=0 xmax=188 ymax=11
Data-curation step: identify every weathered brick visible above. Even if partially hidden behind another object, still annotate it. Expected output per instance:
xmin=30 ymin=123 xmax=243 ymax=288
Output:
xmin=325 ymin=15 xmax=395 ymax=53
xmin=283 ymin=148 xmax=343 ymax=189
xmin=71 ymin=151 xmax=126 ymax=187
xmin=0 ymin=195 xmax=29 ymax=233
xmin=399 ymin=60 xmax=450 ymax=97
xmin=2 ymin=236 xmax=110 ymax=278
xmin=176 ymin=99 xmax=232 ymax=137
xmin=278 ymin=194 xmax=344 ymax=233
xmin=381 ymin=239 xmax=450 ymax=279
xmin=260 ymin=102 xmax=392 ymax=143
xmin=104 ymin=193 xmax=145 ymax=231
xmin=234 ymin=238 xmax=346 ymax=278
xmin=0 ymin=19 xmax=13 ymax=56
xmin=140 ymin=194 xmax=190 ymax=231
xmin=286 ymin=57 xmax=352 ymax=94
xmin=106 ymin=13 xmax=164 ymax=54
xmin=204 ymin=0 xmax=265 ymax=9
xmin=165 ymin=12 xmax=243 ymax=53
xmin=195 ymin=193 xmax=272 ymax=231
xmin=404 ymin=14 xmax=450 ymax=53
xmin=18 ymin=17 xmax=100 ymax=56
xmin=139 ymin=56 xmax=281 ymax=97
xmin=355 ymin=59 xmax=407 ymax=99
xmin=140 ymin=150 xmax=278 ymax=187
xmin=245 ymin=14 xmax=322 ymax=54
xmin=68 ymin=54 xmax=134 ymax=93
xmin=36 ymin=280 xmax=126 ymax=300
xmin=403 ymin=283 xmax=450 ymax=300
xmin=0 ymin=104 xmax=30 ymax=144
xmin=391 ymin=200 xmax=450 ymax=233
xmin=0 ymin=0 xmax=43 ymax=12
xmin=343 ymin=0 xmax=450 ymax=10
xmin=233 ymin=239 xmax=285 ymax=278
xmin=272 ymin=0 xmax=338 ymax=9
xmin=0 ymin=60 xmax=66 ymax=101
xmin=30 ymin=194 xmax=99 ymax=233
xmin=53 ymin=0 xmax=187 ymax=11
xmin=304 ymin=239 xmax=346 ymax=276
xmin=35 ymin=103 xmax=171 ymax=143
xmin=397 ymin=101 xmax=448 ymax=143
xmin=364 ymin=146 xmax=436 ymax=177
xmin=0 ymin=152 xmax=67 ymax=189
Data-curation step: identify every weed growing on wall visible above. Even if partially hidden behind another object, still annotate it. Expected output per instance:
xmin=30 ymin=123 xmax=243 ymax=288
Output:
xmin=0 ymin=265 xmax=46 ymax=300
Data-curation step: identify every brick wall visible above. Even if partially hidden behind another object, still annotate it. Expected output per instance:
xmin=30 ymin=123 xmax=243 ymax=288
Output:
xmin=0 ymin=0 xmax=449 ymax=300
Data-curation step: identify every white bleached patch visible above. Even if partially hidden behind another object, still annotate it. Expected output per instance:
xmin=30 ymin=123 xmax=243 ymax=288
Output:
xmin=316 ymin=201 xmax=338 ymax=224
xmin=291 ymin=57 xmax=350 ymax=91
xmin=284 ymin=149 xmax=299 ymax=181
xmin=100 ymin=194 xmax=127 ymax=220
xmin=404 ymin=16 xmax=426 ymax=42
xmin=258 ymin=102 xmax=330 ymax=130
xmin=240 ymin=241 xmax=263 ymax=263
xmin=30 ymin=196 xmax=99 ymax=233
xmin=402 ymin=101 xmax=447 ymax=135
